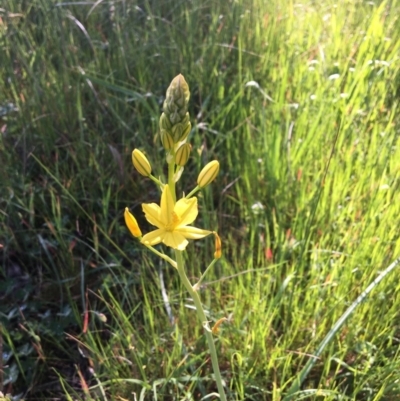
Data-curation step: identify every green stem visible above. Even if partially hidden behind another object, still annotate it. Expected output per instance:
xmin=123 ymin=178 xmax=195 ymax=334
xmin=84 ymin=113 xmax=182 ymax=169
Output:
xmin=175 ymin=250 xmax=227 ymax=401
xmin=193 ymin=258 xmax=218 ymax=291
xmin=148 ymin=174 xmax=163 ymax=187
xmin=167 ymin=152 xmax=176 ymax=202
xmin=185 ymin=185 xmax=200 ymax=199
xmin=143 ymin=244 xmax=177 ymax=269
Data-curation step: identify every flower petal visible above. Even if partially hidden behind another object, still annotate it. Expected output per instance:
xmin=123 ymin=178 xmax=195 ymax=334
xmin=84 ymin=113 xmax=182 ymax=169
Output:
xmin=175 ymin=197 xmax=198 ymax=226
xmin=161 ymin=185 xmax=175 ymax=226
xmin=213 ymin=232 xmax=222 ymax=259
xmin=142 ymin=203 xmax=164 ymax=228
xmin=162 ymin=231 xmax=189 ymax=250
xmin=141 ymin=229 xmax=165 ymax=246
xmin=176 ymin=226 xmax=212 ymax=240
xmin=124 ymin=207 xmax=142 ymax=237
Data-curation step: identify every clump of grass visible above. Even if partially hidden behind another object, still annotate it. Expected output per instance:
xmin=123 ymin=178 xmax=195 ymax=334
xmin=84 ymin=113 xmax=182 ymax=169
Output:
xmin=1 ymin=0 xmax=400 ymax=399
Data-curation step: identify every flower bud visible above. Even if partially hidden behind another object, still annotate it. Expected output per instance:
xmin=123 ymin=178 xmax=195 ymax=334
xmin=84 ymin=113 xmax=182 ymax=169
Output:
xmin=124 ymin=207 xmax=142 ymax=238
xmin=163 ymin=74 xmax=190 ymax=125
xmin=166 ymin=120 xmax=191 ymax=144
xmin=159 ymin=112 xmax=172 ymax=131
xmin=160 ymin=129 xmax=174 ymax=150
xmin=132 ymin=149 xmax=152 ymax=177
xmin=179 ymin=122 xmax=191 ymax=142
xmin=197 ymin=160 xmax=219 ymax=188
xmin=214 ymin=232 xmax=222 ymax=259
xmin=171 ymin=123 xmax=183 ymax=142
xmin=175 ymin=143 xmax=191 ymax=166
xmin=180 ymin=112 xmax=190 ymax=126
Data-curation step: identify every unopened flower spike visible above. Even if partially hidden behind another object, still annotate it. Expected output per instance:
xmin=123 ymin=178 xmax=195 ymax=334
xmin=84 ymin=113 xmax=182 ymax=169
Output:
xmin=162 ymin=74 xmax=191 ymax=144
xmin=164 ymin=74 xmax=190 ymax=116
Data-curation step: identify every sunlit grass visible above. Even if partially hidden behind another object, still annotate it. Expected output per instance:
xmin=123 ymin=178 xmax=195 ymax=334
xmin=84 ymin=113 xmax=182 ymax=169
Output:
xmin=1 ymin=0 xmax=400 ymax=399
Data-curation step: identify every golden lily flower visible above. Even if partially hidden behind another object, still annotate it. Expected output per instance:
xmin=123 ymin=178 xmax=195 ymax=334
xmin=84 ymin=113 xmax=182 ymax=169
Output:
xmin=141 ymin=184 xmax=212 ymax=250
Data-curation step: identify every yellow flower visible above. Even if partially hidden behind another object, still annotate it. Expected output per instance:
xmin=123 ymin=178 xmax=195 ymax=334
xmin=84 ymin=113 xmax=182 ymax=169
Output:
xmin=141 ymin=184 xmax=212 ymax=250
xmin=124 ymin=207 xmax=142 ymax=238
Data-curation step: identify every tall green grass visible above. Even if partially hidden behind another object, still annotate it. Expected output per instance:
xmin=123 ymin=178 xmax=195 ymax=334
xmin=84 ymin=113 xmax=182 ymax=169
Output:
xmin=1 ymin=0 xmax=399 ymax=399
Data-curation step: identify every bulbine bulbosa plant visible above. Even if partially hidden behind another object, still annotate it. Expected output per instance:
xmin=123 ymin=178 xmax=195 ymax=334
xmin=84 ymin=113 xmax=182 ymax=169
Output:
xmin=124 ymin=74 xmax=227 ymax=400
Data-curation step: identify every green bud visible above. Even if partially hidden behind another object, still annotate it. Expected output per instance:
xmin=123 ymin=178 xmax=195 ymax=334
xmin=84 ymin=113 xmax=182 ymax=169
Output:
xmin=132 ymin=149 xmax=152 ymax=177
xmin=197 ymin=160 xmax=219 ymax=188
xmin=159 ymin=112 xmax=172 ymax=131
xmin=179 ymin=122 xmax=191 ymax=142
xmin=181 ymin=112 xmax=190 ymax=126
xmin=166 ymin=120 xmax=191 ymax=144
xmin=160 ymin=129 xmax=174 ymax=150
xmin=171 ymin=123 xmax=183 ymax=142
xmin=175 ymin=143 xmax=191 ymax=166
xmin=163 ymin=74 xmax=190 ymax=125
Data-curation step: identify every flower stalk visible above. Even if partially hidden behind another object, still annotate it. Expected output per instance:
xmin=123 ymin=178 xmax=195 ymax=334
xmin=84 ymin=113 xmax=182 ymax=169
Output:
xmin=175 ymin=250 xmax=227 ymax=401
xmin=124 ymin=74 xmax=226 ymax=400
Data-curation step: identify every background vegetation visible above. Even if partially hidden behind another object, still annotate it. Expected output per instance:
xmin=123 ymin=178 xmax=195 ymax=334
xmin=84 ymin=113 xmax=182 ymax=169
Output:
xmin=1 ymin=0 xmax=399 ymax=399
